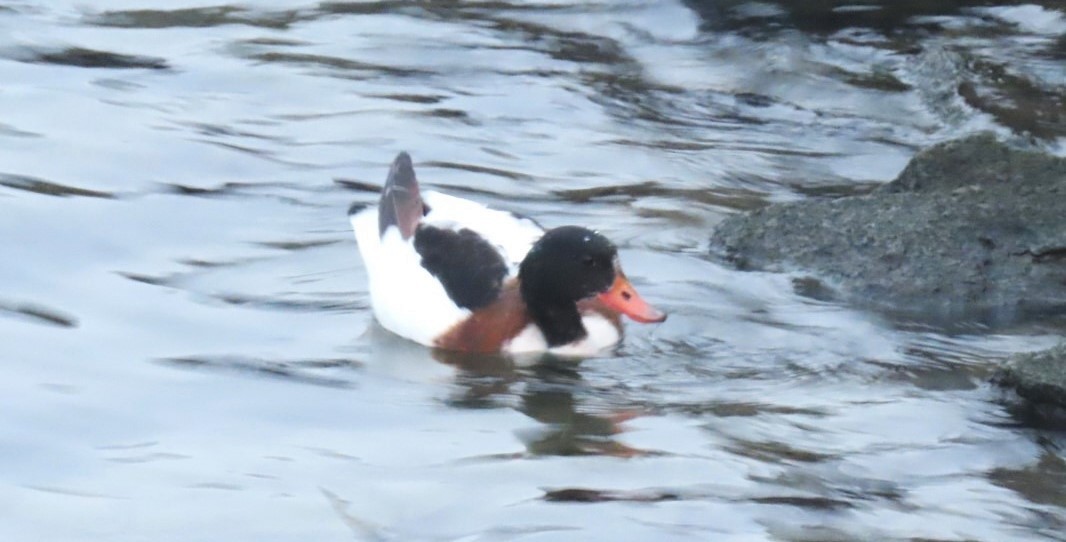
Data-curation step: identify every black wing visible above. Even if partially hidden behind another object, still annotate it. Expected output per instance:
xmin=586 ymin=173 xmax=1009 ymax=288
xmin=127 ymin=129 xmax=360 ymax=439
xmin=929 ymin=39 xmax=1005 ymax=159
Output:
xmin=413 ymin=226 xmax=509 ymax=310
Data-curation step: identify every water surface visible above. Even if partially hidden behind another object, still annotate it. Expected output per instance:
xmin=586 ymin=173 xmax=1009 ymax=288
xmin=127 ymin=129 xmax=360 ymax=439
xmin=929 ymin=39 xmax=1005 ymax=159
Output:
xmin=2 ymin=1 xmax=1065 ymax=540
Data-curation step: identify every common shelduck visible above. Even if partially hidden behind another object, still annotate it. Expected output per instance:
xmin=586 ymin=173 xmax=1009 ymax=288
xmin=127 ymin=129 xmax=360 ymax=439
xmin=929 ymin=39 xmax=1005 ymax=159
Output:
xmin=348 ymin=152 xmax=666 ymax=356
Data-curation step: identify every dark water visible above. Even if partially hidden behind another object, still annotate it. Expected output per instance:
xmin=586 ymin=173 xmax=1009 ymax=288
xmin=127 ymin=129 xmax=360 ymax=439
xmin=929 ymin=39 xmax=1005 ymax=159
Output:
xmin=2 ymin=1 xmax=1065 ymax=540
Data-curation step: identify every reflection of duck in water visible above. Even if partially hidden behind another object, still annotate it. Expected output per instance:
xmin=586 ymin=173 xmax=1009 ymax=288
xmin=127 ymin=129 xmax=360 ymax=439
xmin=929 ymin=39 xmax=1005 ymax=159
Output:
xmin=516 ymin=365 xmax=648 ymax=458
xmin=348 ymin=152 xmax=665 ymax=356
xmin=438 ymin=354 xmax=649 ymax=458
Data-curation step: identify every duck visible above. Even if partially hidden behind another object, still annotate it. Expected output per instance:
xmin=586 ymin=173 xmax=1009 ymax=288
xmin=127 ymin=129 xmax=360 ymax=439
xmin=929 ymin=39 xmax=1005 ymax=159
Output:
xmin=348 ymin=152 xmax=666 ymax=356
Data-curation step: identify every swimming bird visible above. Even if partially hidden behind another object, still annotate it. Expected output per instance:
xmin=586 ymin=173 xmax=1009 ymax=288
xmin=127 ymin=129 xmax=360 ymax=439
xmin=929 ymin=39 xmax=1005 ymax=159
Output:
xmin=348 ymin=152 xmax=665 ymax=356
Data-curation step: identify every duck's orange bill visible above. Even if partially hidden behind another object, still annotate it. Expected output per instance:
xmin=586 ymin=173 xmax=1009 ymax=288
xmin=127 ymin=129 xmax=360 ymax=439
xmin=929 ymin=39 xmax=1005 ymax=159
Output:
xmin=597 ymin=275 xmax=667 ymax=323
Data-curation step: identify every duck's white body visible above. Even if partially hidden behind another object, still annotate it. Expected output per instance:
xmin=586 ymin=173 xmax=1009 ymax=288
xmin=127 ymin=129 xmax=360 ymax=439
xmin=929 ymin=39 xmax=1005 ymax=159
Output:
xmin=351 ymin=190 xmax=543 ymax=347
xmin=503 ymin=313 xmax=621 ymax=355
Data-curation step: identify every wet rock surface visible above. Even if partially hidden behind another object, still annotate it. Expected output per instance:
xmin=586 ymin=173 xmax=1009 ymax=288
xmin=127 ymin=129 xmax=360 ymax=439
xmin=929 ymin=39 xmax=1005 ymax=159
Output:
xmin=711 ymin=132 xmax=1066 ymax=324
xmin=998 ymin=343 xmax=1066 ymax=410
xmin=712 ymin=132 xmax=1066 ymax=407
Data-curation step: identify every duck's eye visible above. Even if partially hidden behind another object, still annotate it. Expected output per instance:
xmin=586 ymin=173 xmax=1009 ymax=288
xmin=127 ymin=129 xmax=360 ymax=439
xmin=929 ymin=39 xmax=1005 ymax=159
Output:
xmin=582 ymin=255 xmax=595 ymax=267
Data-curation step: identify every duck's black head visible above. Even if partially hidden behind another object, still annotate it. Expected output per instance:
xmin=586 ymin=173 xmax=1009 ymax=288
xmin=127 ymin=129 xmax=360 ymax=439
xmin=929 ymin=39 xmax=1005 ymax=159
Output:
xmin=519 ymin=226 xmax=666 ymax=347
xmin=520 ymin=226 xmax=617 ymax=305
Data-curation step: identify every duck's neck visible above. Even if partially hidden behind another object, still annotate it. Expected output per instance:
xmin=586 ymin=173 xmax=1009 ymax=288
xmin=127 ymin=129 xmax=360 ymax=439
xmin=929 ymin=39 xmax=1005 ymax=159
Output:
xmin=523 ymin=295 xmax=587 ymax=347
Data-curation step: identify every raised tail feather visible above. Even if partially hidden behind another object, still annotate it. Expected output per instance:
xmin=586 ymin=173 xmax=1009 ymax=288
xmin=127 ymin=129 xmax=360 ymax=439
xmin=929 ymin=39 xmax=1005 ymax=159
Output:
xmin=378 ymin=152 xmax=424 ymax=240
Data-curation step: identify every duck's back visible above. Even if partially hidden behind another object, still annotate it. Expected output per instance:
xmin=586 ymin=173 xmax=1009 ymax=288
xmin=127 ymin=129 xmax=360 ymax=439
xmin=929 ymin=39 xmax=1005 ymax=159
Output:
xmin=350 ymin=189 xmax=543 ymax=347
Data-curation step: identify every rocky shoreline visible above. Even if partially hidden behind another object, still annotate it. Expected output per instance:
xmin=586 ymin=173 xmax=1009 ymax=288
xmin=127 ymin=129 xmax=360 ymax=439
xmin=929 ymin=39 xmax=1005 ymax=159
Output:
xmin=710 ymin=133 xmax=1066 ymax=410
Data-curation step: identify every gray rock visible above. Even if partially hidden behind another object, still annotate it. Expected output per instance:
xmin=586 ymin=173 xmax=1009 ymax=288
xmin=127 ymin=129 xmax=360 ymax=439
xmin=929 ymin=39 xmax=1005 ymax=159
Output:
xmin=998 ymin=343 xmax=1066 ymax=409
xmin=884 ymin=132 xmax=1066 ymax=194
xmin=710 ymin=132 xmax=1066 ymax=323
